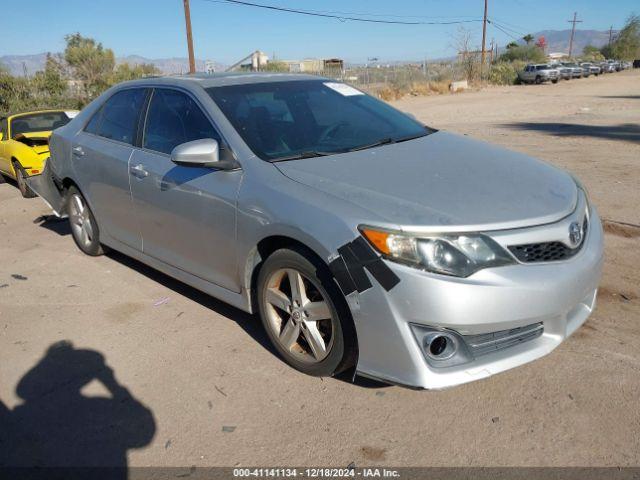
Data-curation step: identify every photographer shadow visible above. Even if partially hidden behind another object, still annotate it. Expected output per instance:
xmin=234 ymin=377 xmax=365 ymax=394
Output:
xmin=0 ymin=341 xmax=155 ymax=479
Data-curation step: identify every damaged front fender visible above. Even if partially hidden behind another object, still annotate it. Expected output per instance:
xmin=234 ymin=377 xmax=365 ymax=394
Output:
xmin=24 ymin=160 xmax=67 ymax=218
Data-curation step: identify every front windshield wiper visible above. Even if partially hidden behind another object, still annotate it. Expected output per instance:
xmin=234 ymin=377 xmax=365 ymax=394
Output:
xmin=271 ymin=151 xmax=333 ymax=162
xmin=394 ymin=130 xmax=432 ymax=143
xmin=346 ymin=137 xmax=395 ymax=152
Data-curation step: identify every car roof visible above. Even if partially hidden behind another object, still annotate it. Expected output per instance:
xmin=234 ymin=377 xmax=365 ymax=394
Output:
xmin=116 ymin=72 xmax=329 ymax=90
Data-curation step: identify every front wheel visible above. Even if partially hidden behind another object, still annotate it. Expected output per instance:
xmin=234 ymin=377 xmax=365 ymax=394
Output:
xmin=67 ymin=186 xmax=104 ymax=256
xmin=13 ymin=162 xmax=36 ymax=198
xmin=552 ymin=78 xmax=558 ymax=84
xmin=257 ymin=247 xmax=356 ymax=377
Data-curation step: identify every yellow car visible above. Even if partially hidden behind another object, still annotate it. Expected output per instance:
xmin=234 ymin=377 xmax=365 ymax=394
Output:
xmin=0 ymin=109 xmax=78 ymax=197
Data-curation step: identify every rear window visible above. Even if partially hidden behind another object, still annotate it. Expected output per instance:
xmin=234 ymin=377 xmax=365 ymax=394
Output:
xmin=10 ymin=112 xmax=71 ymax=138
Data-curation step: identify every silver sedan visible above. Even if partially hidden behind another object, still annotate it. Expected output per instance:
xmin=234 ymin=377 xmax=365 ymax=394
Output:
xmin=29 ymin=74 xmax=603 ymax=389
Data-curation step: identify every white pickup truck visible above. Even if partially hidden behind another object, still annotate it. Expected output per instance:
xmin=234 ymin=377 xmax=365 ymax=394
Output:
xmin=518 ymin=64 xmax=560 ymax=84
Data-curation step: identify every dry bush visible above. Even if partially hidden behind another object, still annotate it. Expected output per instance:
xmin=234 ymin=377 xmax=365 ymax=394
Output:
xmin=376 ymin=80 xmax=453 ymax=101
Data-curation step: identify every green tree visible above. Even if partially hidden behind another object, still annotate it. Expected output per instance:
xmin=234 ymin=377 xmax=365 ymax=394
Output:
xmin=602 ymin=14 xmax=640 ymax=60
xmin=506 ymin=41 xmax=519 ymax=49
xmin=499 ymin=44 xmax=546 ymax=63
xmin=110 ymin=62 xmax=160 ymax=84
xmin=522 ymin=34 xmax=534 ymax=45
xmin=33 ymin=54 xmax=67 ymax=98
xmin=64 ymin=33 xmax=115 ymax=100
xmin=582 ymin=45 xmax=605 ymax=61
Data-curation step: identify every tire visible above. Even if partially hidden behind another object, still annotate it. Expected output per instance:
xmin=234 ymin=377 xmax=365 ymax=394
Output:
xmin=535 ymin=76 xmax=542 ymax=84
xmin=66 ymin=186 xmax=104 ymax=256
xmin=13 ymin=161 xmax=36 ymax=198
xmin=552 ymin=78 xmax=558 ymax=84
xmin=257 ymin=246 xmax=357 ymax=377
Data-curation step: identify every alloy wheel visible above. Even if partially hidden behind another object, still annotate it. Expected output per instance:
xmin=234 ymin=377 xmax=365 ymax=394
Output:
xmin=68 ymin=194 xmax=94 ymax=249
xmin=263 ymin=268 xmax=335 ymax=363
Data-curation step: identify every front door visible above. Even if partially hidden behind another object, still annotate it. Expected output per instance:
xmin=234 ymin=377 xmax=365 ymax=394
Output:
xmin=72 ymin=88 xmax=148 ymax=250
xmin=129 ymin=88 xmax=242 ymax=292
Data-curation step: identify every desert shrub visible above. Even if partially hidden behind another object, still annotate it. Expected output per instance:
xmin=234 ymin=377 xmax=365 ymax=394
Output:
xmin=488 ymin=60 xmax=527 ymax=85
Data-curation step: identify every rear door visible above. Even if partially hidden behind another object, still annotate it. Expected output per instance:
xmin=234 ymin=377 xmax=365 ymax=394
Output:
xmin=129 ymin=87 xmax=242 ymax=292
xmin=72 ymin=88 xmax=148 ymax=250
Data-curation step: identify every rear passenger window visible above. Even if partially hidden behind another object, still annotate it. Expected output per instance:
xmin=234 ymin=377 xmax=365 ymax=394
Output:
xmin=85 ymin=89 xmax=146 ymax=145
xmin=143 ymin=89 xmax=220 ymax=155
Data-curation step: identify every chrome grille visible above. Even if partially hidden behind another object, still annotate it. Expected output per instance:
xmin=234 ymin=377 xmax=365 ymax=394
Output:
xmin=463 ymin=322 xmax=543 ymax=357
xmin=508 ymin=216 xmax=588 ymax=263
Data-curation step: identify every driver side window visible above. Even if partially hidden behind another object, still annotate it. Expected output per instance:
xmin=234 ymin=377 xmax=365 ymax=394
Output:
xmin=143 ymin=89 xmax=220 ymax=155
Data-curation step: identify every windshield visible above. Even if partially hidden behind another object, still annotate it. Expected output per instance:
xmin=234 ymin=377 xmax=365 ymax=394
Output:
xmin=10 ymin=112 xmax=71 ymax=138
xmin=206 ymin=80 xmax=431 ymax=161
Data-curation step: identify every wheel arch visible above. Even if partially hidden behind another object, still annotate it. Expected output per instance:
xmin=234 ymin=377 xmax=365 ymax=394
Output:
xmin=245 ymin=234 xmax=331 ymax=313
xmin=246 ymin=233 xmax=359 ymax=375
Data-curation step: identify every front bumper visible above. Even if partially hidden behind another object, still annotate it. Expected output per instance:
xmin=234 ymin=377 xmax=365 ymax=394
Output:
xmin=352 ymin=209 xmax=604 ymax=389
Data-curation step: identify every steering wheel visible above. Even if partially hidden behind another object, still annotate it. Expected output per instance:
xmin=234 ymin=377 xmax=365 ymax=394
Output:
xmin=318 ymin=122 xmax=348 ymax=144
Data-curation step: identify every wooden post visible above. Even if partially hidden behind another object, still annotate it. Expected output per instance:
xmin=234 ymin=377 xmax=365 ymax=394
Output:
xmin=183 ymin=0 xmax=196 ymax=74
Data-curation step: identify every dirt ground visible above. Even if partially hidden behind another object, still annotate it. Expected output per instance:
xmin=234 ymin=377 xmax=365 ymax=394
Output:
xmin=1 ymin=70 xmax=639 ymax=469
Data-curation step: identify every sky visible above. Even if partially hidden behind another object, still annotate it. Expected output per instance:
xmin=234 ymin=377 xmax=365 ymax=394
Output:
xmin=1 ymin=0 xmax=637 ymax=63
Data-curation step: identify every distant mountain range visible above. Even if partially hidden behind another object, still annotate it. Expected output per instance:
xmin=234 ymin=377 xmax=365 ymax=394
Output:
xmin=528 ymin=29 xmax=610 ymax=54
xmin=0 ymin=53 xmax=226 ymax=77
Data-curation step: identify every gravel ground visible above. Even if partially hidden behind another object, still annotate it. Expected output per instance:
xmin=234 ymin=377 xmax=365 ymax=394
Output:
xmin=1 ymin=70 xmax=639 ymax=468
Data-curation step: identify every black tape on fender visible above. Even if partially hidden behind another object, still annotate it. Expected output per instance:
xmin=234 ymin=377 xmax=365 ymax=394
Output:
xmin=349 ymin=237 xmax=401 ymax=291
xmin=329 ymin=256 xmax=357 ymax=296
xmin=331 ymin=236 xmax=401 ymax=295
xmin=337 ymin=244 xmax=372 ymax=293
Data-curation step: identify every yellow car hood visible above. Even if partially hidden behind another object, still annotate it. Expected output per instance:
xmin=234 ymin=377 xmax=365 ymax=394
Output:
xmin=14 ymin=131 xmax=51 ymax=154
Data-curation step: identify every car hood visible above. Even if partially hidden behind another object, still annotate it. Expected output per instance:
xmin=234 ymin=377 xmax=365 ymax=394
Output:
xmin=14 ymin=131 xmax=51 ymax=153
xmin=275 ymin=131 xmax=577 ymax=231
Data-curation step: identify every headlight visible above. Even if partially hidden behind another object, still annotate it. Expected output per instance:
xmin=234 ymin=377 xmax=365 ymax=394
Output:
xmin=360 ymin=227 xmax=514 ymax=277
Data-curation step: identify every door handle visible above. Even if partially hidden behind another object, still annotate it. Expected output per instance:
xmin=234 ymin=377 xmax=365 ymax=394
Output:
xmin=130 ymin=163 xmax=149 ymax=179
xmin=72 ymin=146 xmax=85 ymax=157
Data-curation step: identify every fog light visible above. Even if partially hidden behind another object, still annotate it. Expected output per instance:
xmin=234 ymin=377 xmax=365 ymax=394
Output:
xmin=428 ymin=335 xmax=450 ymax=357
xmin=410 ymin=324 xmax=474 ymax=368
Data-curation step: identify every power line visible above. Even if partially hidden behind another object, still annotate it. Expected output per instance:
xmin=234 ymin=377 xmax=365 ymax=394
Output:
xmin=488 ymin=19 xmax=526 ymax=38
xmin=488 ymin=19 xmax=522 ymax=42
xmin=200 ymin=0 xmax=484 ymax=25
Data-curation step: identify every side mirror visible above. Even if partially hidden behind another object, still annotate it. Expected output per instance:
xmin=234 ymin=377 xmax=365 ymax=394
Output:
xmin=170 ymin=139 xmax=237 ymax=169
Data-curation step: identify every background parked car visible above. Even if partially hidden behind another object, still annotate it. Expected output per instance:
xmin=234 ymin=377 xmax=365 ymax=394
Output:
xmin=0 ymin=110 xmax=78 ymax=197
xmin=551 ymin=63 xmax=573 ymax=80
xmin=580 ymin=62 xmax=601 ymax=76
xmin=560 ymin=62 xmax=584 ymax=79
xmin=518 ymin=64 xmax=559 ymax=84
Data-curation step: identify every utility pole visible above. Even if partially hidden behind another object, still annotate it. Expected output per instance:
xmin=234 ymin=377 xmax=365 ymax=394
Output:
xmin=567 ymin=12 xmax=582 ymax=58
xmin=480 ymin=0 xmax=488 ymax=78
xmin=183 ymin=0 xmax=196 ymax=74
xmin=489 ymin=38 xmax=494 ymax=63
xmin=608 ymin=25 xmax=614 ymax=45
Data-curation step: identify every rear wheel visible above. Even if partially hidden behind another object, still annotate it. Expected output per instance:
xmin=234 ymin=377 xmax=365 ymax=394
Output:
xmin=257 ymin=247 xmax=356 ymax=377
xmin=67 ymin=186 xmax=104 ymax=256
xmin=13 ymin=161 xmax=36 ymax=198
xmin=535 ymin=76 xmax=542 ymax=84
xmin=552 ymin=78 xmax=558 ymax=84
